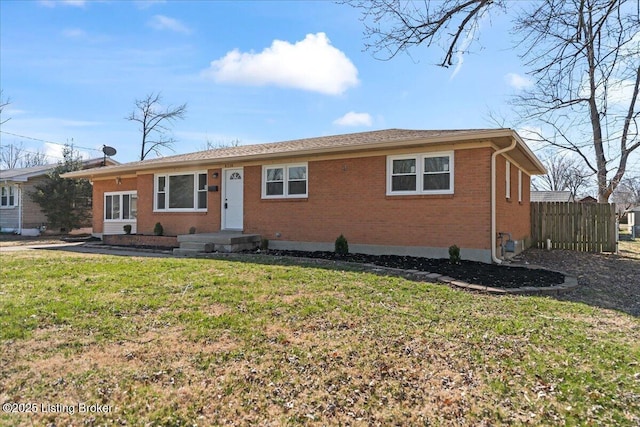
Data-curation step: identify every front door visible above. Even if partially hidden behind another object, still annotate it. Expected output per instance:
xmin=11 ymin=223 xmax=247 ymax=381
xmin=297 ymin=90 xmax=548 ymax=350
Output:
xmin=222 ymin=168 xmax=243 ymax=230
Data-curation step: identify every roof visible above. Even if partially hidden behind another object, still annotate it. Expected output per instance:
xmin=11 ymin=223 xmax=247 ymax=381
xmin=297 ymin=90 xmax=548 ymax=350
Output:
xmin=1 ymin=158 xmax=118 ymax=182
xmin=63 ymin=128 xmax=547 ymax=180
xmin=531 ymin=191 xmax=575 ymax=202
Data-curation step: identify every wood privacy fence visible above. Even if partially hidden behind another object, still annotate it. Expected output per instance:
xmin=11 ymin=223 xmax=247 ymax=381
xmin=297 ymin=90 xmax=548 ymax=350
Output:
xmin=530 ymin=202 xmax=617 ymax=252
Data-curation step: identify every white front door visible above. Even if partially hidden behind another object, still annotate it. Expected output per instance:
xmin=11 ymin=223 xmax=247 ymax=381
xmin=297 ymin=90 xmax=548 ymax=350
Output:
xmin=222 ymin=168 xmax=243 ymax=230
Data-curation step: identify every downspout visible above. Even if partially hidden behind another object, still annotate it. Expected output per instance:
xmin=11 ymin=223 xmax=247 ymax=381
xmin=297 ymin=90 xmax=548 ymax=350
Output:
xmin=491 ymin=137 xmax=517 ymax=264
xmin=17 ymin=184 xmax=22 ymax=235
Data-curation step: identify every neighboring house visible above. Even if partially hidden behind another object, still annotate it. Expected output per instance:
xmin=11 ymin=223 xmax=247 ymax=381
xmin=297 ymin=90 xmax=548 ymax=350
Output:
xmin=0 ymin=158 xmax=118 ymax=235
xmin=578 ymin=195 xmax=598 ymax=203
xmin=626 ymin=205 xmax=640 ymax=236
xmin=64 ymin=129 xmax=546 ymax=263
xmin=530 ymin=191 xmax=575 ymax=202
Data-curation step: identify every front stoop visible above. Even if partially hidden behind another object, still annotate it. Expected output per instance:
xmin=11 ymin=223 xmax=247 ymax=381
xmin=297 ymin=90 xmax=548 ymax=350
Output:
xmin=174 ymin=232 xmax=261 ymax=256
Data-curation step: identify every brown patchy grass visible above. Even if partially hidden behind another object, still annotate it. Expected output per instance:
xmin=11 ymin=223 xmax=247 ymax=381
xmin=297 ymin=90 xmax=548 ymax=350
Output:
xmin=1 ymin=250 xmax=639 ymax=426
xmin=619 ymin=239 xmax=640 ymax=260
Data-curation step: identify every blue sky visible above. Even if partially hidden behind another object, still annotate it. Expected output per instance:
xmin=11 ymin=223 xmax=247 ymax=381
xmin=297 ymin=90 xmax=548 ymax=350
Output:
xmin=0 ymin=0 xmax=557 ymax=164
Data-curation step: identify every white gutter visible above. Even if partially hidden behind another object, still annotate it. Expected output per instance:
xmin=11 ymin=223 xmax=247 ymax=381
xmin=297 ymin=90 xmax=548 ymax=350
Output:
xmin=491 ymin=137 xmax=517 ymax=264
xmin=17 ymin=184 xmax=22 ymax=234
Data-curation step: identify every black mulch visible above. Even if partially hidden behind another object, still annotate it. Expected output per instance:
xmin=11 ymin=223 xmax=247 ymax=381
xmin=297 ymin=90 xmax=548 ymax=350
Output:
xmin=262 ymin=250 xmax=565 ymax=289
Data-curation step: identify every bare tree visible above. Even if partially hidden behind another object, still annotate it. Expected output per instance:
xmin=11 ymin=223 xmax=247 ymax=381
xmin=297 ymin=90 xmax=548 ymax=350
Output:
xmin=347 ymin=0 xmax=640 ymax=202
xmin=1 ymin=143 xmax=48 ymax=169
xmin=611 ymin=175 xmax=640 ymax=217
xmin=533 ymin=152 xmax=592 ymax=199
xmin=202 ymin=138 xmax=241 ymax=151
xmin=346 ymin=0 xmax=501 ymax=67
xmin=22 ymin=150 xmax=48 ymax=167
xmin=126 ymin=92 xmax=187 ymax=160
xmin=0 ymin=89 xmax=10 ymax=125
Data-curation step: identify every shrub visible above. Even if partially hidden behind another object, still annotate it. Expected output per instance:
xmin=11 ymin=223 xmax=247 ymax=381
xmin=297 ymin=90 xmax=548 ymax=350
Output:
xmin=335 ymin=234 xmax=349 ymax=255
xmin=123 ymin=224 xmax=132 ymax=235
xmin=449 ymin=244 xmax=461 ymax=264
xmin=260 ymin=238 xmax=269 ymax=250
xmin=153 ymin=222 xmax=164 ymax=236
xmin=189 ymin=226 xmax=196 ymax=234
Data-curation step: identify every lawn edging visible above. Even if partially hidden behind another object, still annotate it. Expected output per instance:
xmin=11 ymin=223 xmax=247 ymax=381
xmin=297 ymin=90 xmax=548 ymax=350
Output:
xmin=177 ymin=250 xmax=580 ymax=296
xmin=76 ymin=243 xmax=579 ymax=295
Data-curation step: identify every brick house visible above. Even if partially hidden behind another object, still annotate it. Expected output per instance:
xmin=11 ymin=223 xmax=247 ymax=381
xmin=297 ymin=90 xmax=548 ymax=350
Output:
xmin=64 ymin=129 xmax=546 ymax=263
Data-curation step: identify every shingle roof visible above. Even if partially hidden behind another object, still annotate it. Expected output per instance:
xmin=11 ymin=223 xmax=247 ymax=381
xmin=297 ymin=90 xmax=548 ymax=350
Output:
xmin=121 ymin=128 xmax=495 ymax=166
xmin=530 ymin=191 xmax=574 ymax=202
xmin=63 ymin=128 xmax=547 ymax=179
xmin=1 ymin=158 xmax=118 ymax=182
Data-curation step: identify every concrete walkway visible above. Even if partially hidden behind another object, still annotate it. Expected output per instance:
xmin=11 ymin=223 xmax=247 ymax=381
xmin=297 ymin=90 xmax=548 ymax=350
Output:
xmin=0 ymin=242 xmax=173 ymax=258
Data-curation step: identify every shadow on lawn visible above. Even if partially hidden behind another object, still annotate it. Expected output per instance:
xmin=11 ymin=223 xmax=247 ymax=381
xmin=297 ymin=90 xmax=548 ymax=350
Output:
xmin=44 ymin=243 xmax=640 ymax=318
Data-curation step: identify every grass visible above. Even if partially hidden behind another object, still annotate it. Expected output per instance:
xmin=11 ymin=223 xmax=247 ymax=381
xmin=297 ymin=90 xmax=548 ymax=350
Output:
xmin=1 ymin=250 xmax=639 ymax=426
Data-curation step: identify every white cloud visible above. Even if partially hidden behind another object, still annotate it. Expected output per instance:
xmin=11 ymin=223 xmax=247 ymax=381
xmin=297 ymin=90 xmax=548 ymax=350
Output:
xmin=44 ymin=142 xmax=91 ymax=162
xmin=148 ymin=15 xmax=192 ymax=34
xmin=39 ymin=0 xmax=86 ymax=7
xmin=333 ymin=111 xmax=373 ymax=127
xmin=204 ymin=33 xmax=359 ymax=95
xmin=135 ymin=0 xmax=166 ymax=9
xmin=62 ymin=28 xmax=87 ymax=38
xmin=506 ymin=73 xmax=534 ymax=90
xmin=450 ymin=19 xmax=481 ymax=80
xmin=516 ymin=126 xmax=548 ymax=153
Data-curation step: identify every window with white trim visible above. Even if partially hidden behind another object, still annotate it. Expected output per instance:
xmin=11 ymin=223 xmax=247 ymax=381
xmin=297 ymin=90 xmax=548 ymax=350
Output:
xmin=0 ymin=185 xmax=17 ymax=208
xmin=154 ymin=172 xmax=207 ymax=211
xmin=518 ymin=169 xmax=522 ymax=203
xmin=387 ymin=152 xmax=454 ymax=195
xmin=262 ymin=164 xmax=307 ymax=198
xmin=505 ymin=160 xmax=511 ymax=199
xmin=105 ymin=192 xmax=137 ymax=221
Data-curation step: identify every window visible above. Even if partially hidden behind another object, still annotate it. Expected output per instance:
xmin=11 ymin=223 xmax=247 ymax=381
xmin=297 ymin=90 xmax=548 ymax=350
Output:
xmin=506 ymin=160 xmax=511 ymax=199
xmin=105 ymin=192 xmax=137 ymax=221
xmin=155 ymin=172 xmax=207 ymax=211
xmin=262 ymin=164 xmax=307 ymax=198
xmin=391 ymin=159 xmax=417 ymax=192
xmin=387 ymin=152 xmax=453 ymax=195
xmin=518 ymin=169 xmax=522 ymax=203
xmin=0 ymin=186 xmax=17 ymax=208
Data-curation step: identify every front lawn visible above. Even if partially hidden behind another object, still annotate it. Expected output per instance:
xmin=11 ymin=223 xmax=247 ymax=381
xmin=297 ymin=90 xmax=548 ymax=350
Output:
xmin=1 ymin=251 xmax=638 ymax=425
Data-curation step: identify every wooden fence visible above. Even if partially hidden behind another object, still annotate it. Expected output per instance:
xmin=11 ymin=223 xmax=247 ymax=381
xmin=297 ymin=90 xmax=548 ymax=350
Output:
xmin=530 ymin=202 xmax=617 ymax=252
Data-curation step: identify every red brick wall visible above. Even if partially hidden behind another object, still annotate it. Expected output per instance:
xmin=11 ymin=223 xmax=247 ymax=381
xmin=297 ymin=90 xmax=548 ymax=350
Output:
xmin=495 ymin=155 xmax=531 ymax=249
xmin=92 ymin=177 xmax=137 ymax=234
xmin=135 ymin=169 xmax=222 ymax=236
xmin=244 ymin=147 xmax=494 ymax=250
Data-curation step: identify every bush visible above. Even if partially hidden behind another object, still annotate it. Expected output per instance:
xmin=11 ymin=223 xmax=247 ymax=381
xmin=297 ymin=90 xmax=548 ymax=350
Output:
xmin=123 ymin=224 xmax=132 ymax=235
xmin=260 ymin=238 xmax=269 ymax=250
xmin=449 ymin=244 xmax=461 ymax=264
xmin=189 ymin=226 xmax=196 ymax=234
xmin=335 ymin=234 xmax=349 ymax=255
xmin=154 ymin=222 xmax=164 ymax=236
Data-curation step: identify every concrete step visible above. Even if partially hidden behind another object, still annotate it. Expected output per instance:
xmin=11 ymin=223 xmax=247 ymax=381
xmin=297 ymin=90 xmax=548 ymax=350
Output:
xmin=177 ymin=232 xmax=261 ymax=245
xmin=179 ymin=242 xmax=214 ymax=252
xmin=214 ymin=242 xmax=260 ymax=253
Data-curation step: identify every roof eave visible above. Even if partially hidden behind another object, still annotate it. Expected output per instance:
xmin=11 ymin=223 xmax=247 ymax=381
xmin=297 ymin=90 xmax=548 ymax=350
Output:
xmin=63 ymin=129 xmax=546 ymax=179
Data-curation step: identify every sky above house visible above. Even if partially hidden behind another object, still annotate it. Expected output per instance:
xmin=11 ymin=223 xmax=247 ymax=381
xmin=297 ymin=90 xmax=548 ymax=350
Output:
xmin=1 ymin=0 xmax=637 ymax=182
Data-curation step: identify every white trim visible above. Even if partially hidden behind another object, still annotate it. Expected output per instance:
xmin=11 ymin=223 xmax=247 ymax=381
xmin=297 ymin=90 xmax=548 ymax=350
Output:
xmin=386 ymin=151 xmax=454 ymax=195
xmin=153 ymin=171 xmax=208 ymax=212
xmin=104 ymin=191 xmax=138 ymax=221
xmin=0 ymin=185 xmax=18 ymax=208
xmin=222 ymin=167 xmax=244 ymax=230
xmin=491 ymin=138 xmax=517 ymax=264
xmin=505 ymin=160 xmax=511 ymax=199
xmin=518 ymin=169 xmax=522 ymax=203
xmin=261 ymin=163 xmax=308 ymax=199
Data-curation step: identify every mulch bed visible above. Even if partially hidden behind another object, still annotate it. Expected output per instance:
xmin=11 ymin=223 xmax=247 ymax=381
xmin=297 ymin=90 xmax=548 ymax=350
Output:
xmin=263 ymin=250 xmax=565 ymax=289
